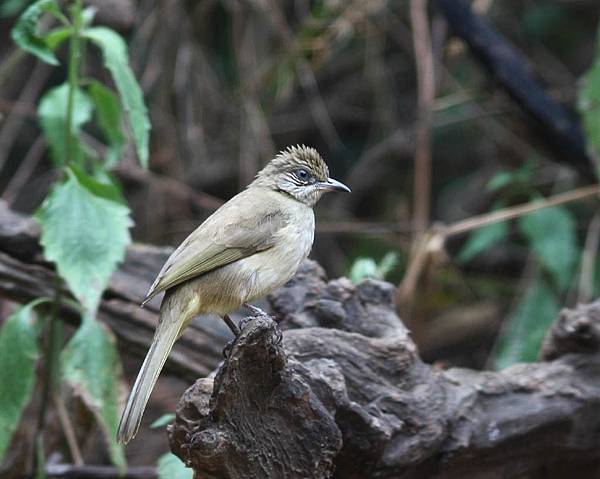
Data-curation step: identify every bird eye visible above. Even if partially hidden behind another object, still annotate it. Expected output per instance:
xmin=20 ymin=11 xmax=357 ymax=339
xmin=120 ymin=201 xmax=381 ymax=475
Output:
xmin=296 ymin=168 xmax=310 ymax=181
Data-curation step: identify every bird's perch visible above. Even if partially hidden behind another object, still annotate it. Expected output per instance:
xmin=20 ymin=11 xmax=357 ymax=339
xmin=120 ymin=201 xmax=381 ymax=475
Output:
xmin=2 ymin=202 xmax=600 ymax=477
xmin=169 ymin=262 xmax=600 ymax=478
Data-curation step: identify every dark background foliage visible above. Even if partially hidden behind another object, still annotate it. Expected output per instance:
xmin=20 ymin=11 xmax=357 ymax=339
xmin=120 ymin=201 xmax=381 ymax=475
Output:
xmin=0 ymin=0 xmax=599 ymax=476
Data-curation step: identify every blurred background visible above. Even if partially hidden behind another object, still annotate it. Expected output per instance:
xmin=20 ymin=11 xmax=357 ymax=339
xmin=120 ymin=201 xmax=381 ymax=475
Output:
xmin=0 ymin=0 xmax=599 ymax=475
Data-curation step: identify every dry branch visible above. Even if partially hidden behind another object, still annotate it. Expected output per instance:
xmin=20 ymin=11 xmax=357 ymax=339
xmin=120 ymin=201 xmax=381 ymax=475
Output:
xmin=170 ymin=261 xmax=600 ymax=478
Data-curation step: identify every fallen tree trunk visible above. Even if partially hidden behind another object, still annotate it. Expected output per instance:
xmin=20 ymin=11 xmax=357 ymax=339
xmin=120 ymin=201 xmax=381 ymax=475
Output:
xmin=0 ymin=201 xmax=226 ymax=379
xmin=169 ymin=262 xmax=600 ymax=478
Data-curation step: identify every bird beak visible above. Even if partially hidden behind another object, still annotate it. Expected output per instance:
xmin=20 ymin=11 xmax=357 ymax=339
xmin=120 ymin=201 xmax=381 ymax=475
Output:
xmin=318 ymin=177 xmax=351 ymax=193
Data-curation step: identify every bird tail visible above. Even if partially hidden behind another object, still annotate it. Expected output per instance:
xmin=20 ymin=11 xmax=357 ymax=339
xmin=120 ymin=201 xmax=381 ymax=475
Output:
xmin=117 ymin=295 xmax=192 ymax=444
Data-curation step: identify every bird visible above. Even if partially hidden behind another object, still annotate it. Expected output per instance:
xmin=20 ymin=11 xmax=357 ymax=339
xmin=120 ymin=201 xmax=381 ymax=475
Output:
xmin=116 ymin=145 xmax=350 ymax=444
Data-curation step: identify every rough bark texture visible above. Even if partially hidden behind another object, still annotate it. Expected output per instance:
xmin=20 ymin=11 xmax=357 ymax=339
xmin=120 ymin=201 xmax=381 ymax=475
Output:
xmin=169 ymin=261 xmax=600 ymax=478
xmin=3 ymin=201 xmax=600 ymax=478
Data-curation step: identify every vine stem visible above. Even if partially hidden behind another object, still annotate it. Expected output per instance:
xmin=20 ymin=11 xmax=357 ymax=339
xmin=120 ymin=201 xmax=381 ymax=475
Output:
xmin=64 ymin=0 xmax=83 ymax=166
xmin=34 ymin=284 xmax=64 ymax=476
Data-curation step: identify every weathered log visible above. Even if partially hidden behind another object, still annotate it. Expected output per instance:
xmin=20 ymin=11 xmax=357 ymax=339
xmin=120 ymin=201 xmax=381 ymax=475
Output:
xmin=169 ymin=262 xmax=600 ymax=478
xmin=0 ymin=201 xmax=226 ymax=379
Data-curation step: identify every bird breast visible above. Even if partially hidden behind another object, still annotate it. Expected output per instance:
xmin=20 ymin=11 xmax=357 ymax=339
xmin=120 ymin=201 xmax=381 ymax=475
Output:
xmin=194 ymin=201 xmax=315 ymax=316
xmin=242 ymin=202 xmax=315 ymax=299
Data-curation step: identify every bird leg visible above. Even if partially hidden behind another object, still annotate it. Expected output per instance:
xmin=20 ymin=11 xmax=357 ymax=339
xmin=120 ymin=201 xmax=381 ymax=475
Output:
xmin=243 ymin=303 xmax=269 ymax=317
xmin=221 ymin=314 xmax=240 ymax=337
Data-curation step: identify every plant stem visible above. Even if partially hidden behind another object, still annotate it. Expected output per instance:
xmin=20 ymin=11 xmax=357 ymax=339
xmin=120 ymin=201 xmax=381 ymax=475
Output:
xmin=65 ymin=0 xmax=83 ymax=166
xmin=34 ymin=285 xmax=64 ymax=477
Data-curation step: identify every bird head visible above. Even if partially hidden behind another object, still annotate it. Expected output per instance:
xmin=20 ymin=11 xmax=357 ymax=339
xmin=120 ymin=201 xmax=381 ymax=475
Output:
xmin=251 ymin=145 xmax=350 ymax=206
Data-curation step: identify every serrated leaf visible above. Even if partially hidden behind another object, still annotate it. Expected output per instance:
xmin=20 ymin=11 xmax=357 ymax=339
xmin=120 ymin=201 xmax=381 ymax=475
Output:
xmin=519 ymin=205 xmax=577 ymax=291
xmin=0 ymin=301 xmax=43 ymax=462
xmin=494 ymin=276 xmax=559 ymax=369
xmin=157 ymin=453 xmax=193 ymax=479
xmin=88 ymin=81 xmax=125 ymax=167
xmin=61 ymin=318 xmax=126 ymax=472
xmin=84 ymin=27 xmax=150 ymax=168
xmin=37 ymin=168 xmax=132 ymax=314
xmin=458 ymin=221 xmax=509 ymax=263
xmin=150 ymin=413 xmax=175 ymax=429
xmin=11 ymin=0 xmax=62 ymax=65
xmin=578 ymin=27 xmax=600 ymax=178
xmin=38 ymin=83 xmax=93 ymax=166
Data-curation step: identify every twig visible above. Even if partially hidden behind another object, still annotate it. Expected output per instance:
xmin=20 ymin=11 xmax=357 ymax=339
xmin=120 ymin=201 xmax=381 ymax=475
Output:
xmin=396 ymin=185 xmax=600 ymax=320
xmin=441 ymin=184 xmax=600 ymax=238
xmin=410 ymin=0 xmax=436 ymax=234
xmin=45 ymin=463 xmax=157 ymax=479
xmin=115 ymin=165 xmax=224 ymax=211
xmin=2 ymin=136 xmax=47 ymax=204
xmin=0 ymin=49 xmax=26 ymax=91
xmin=317 ymin=220 xmax=413 ymax=235
xmin=578 ymin=212 xmax=600 ymax=304
xmin=0 ymin=62 xmax=52 ymax=174
xmin=264 ymin=0 xmax=343 ymax=150
xmin=52 ymin=391 xmax=84 ymax=466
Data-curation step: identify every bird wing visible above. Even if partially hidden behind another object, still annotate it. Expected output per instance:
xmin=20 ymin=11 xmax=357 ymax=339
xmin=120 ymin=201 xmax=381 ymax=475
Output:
xmin=142 ymin=191 xmax=288 ymax=305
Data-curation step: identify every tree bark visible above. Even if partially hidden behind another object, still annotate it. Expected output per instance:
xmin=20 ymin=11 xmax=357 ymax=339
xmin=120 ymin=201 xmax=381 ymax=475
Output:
xmin=3 ymin=201 xmax=600 ymax=478
xmin=169 ymin=261 xmax=600 ymax=478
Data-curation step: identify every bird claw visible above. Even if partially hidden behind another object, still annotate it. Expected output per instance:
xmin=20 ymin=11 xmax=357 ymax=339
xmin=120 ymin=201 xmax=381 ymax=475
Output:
xmin=222 ymin=339 xmax=235 ymax=358
xmin=239 ymin=316 xmax=254 ymax=330
xmin=243 ymin=303 xmax=269 ymax=317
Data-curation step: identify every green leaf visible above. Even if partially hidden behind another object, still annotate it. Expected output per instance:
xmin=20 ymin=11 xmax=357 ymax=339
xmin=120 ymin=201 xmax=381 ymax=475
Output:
xmin=81 ymin=6 xmax=97 ymax=27
xmin=1 ymin=0 xmax=31 ymax=17
xmin=349 ymin=252 xmax=400 ymax=283
xmin=44 ymin=25 xmax=72 ymax=51
xmin=88 ymin=81 xmax=125 ymax=167
xmin=36 ymin=167 xmax=132 ymax=314
xmin=519 ymin=205 xmax=578 ymax=291
xmin=486 ymin=159 xmax=537 ymax=192
xmin=578 ymin=27 xmax=600 ymax=178
xmin=11 ymin=0 xmax=63 ymax=65
xmin=69 ymin=164 xmax=125 ymax=204
xmin=62 ymin=318 xmax=126 ymax=472
xmin=494 ymin=276 xmax=559 ymax=369
xmin=157 ymin=453 xmax=193 ymax=479
xmin=458 ymin=221 xmax=509 ymax=263
xmin=38 ymin=83 xmax=94 ymax=166
xmin=0 ymin=301 xmax=44 ymax=462
xmin=84 ymin=27 xmax=150 ymax=168
xmin=150 ymin=413 xmax=175 ymax=429
xmin=378 ymin=252 xmax=399 ymax=278
xmin=349 ymin=257 xmax=381 ymax=283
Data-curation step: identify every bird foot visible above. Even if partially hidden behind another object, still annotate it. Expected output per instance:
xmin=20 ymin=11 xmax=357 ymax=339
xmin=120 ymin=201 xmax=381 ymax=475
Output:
xmin=243 ymin=303 xmax=269 ymax=317
xmin=222 ymin=339 xmax=235 ymax=358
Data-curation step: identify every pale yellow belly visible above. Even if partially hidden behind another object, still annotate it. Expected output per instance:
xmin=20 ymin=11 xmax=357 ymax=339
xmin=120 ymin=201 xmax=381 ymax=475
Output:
xmin=191 ymin=219 xmax=314 ymax=316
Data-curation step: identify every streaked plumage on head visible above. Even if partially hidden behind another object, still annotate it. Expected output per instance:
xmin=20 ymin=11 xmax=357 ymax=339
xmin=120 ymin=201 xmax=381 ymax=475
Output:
xmin=251 ymin=145 xmax=331 ymax=206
